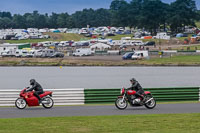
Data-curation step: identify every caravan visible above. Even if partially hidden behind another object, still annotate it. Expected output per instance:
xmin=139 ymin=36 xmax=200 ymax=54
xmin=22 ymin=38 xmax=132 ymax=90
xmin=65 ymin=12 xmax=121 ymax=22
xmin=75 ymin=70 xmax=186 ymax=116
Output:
xmin=73 ymin=48 xmax=92 ymax=56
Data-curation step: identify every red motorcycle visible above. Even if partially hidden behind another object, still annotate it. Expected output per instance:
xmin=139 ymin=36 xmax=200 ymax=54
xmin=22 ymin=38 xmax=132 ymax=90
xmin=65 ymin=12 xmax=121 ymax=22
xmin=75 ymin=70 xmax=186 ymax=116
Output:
xmin=115 ymin=88 xmax=156 ymax=110
xmin=15 ymin=88 xmax=54 ymax=109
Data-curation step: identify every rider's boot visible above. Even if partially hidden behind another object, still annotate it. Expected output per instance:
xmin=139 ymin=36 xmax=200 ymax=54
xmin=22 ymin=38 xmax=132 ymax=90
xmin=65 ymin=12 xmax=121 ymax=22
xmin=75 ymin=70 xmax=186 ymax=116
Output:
xmin=141 ymin=95 xmax=146 ymax=103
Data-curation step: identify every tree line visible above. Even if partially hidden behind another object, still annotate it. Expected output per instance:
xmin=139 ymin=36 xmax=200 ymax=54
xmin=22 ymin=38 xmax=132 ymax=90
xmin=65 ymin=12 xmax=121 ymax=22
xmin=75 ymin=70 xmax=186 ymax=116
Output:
xmin=0 ymin=0 xmax=199 ymax=34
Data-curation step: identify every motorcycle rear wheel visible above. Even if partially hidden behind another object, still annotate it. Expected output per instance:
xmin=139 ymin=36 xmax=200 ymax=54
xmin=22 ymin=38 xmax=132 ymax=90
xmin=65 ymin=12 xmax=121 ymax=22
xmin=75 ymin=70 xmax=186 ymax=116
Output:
xmin=144 ymin=95 xmax=156 ymax=109
xmin=115 ymin=98 xmax=128 ymax=110
xmin=15 ymin=98 xmax=27 ymax=109
xmin=42 ymin=97 xmax=54 ymax=109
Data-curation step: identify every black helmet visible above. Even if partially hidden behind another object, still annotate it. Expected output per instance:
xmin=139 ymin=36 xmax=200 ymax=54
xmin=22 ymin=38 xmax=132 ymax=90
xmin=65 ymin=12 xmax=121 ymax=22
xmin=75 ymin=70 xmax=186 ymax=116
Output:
xmin=130 ymin=78 xmax=136 ymax=82
xmin=30 ymin=79 xmax=36 ymax=85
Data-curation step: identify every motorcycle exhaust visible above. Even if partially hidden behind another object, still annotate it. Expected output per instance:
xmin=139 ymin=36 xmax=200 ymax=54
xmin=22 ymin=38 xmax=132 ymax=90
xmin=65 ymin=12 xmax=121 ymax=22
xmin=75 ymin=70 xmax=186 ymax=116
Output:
xmin=145 ymin=98 xmax=153 ymax=103
xmin=41 ymin=100 xmax=50 ymax=104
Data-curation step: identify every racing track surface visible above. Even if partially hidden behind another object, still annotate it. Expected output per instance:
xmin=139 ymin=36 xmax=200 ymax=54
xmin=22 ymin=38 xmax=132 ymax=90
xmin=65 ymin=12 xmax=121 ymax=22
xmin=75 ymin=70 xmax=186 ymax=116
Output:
xmin=0 ymin=103 xmax=200 ymax=118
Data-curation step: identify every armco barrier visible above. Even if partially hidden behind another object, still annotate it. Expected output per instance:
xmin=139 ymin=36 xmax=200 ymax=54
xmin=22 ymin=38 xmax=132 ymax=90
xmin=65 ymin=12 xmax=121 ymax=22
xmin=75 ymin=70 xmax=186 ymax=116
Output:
xmin=144 ymin=87 xmax=199 ymax=102
xmin=199 ymin=87 xmax=200 ymax=101
xmin=0 ymin=88 xmax=84 ymax=106
xmin=0 ymin=87 xmax=199 ymax=106
xmin=84 ymin=87 xmax=199 ymax=104
xmin=84 ymin=89 xmax=120 ymax=103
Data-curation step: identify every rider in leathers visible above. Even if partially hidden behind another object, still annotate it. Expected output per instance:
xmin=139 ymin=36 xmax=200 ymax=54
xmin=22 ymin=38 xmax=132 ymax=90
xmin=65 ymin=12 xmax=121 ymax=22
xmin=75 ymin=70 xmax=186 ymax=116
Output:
xmin=26 ymin=79 xmax=44 ymax=103
xmin=128 ymin=78 xmax=145 ymax=102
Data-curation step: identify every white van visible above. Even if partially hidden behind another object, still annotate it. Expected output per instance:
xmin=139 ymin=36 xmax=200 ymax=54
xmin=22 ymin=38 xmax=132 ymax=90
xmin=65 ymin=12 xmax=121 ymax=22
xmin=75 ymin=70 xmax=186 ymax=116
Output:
xmin=15 ymin=50 xmax=28 ymax=57
xmin=73 ymin=48 xmax=92 ymax=56
xmin=131 ymin=51 xmax=149 ymax=60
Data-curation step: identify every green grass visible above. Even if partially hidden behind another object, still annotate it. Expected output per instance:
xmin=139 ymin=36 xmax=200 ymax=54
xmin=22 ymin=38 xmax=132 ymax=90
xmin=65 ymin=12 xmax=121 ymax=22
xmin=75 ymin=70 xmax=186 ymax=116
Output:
xmin=0 ymin=113 xmax=200 ymax=133
xmin=140 ymin=55 xmax=200 ymax=65
xmin=195 ymin=21 xmax=200 ymax=28
xmin=106 ymin=34 xmax=133 ymax=40
xmin=5 ymin=33 xmax=91 ymax=44
xmin=172 ymin=45 xmax=200 ymax=51
xmin=1 ymin=55 xmax=200 ymax=66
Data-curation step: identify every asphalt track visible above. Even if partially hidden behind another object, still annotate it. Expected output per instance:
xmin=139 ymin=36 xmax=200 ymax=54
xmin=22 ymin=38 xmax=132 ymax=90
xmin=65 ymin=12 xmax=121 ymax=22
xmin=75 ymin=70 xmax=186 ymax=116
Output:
xmin=0 ymin=103 xmax=200 ymax=118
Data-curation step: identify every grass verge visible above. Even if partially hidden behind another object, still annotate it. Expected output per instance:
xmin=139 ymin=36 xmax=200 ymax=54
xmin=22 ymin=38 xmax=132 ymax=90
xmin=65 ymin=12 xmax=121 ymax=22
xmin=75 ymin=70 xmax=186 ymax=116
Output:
xmin=0 ymin=113 xmax=200 ymax=133
xmin=139 ymin=55 xmax=200 ymax=66
xmin=5 ymin=33 xmax=90 ymax=44
xmin=1 ymin=55 xmax=200 ymax=66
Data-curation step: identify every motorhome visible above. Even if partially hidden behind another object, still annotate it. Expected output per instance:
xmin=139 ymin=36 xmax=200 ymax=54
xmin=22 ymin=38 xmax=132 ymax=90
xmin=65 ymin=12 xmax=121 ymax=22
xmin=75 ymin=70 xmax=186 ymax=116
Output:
xmin=1 ymin=50 xmax=15 ymax=57
xmin=131 ymin=51 xmax=149 ymax=60
xmin=73 ymin=48 xmax=92 ymax=56
xmin=153 ymin=32 xmax=170 ymax=40
xmin=41 ymin=49 xmax=55 ymax=57
xmin=15 ymin=49 xmax=29 ymax=57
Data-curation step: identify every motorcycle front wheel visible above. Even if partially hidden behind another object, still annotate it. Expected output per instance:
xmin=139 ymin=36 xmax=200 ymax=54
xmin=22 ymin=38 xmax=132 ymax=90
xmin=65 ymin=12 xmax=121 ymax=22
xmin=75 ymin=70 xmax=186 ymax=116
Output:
xmin=115 ymin=97 xmax=128 ymax=110
xmin=42 ymin=97 xmax=54 ymax=109
xmin=15 ymin=98 xmax=27 ymax=109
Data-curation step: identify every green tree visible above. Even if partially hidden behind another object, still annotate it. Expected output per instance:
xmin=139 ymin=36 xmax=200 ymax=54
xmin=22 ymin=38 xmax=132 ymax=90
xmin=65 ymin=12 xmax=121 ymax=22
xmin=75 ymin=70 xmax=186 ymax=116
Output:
xmin=94 ymin=8 xmax=111 ymax=27
xmin=49 ymin=13 xmax=59 ymax=28
xmin=57 ymin=13 xmax=69 ymax=28
xmin=0 ymin=12 xmax=12 ymax=19
xmin=168 ymin=0 xmax=197 ymax=33
xmin=139 ymin=0 xmax=170 ymax=35
xmin=12 ymin=14 xmax=26 ymax=28
xmin=0 ymin=17 xmax=12 ymax=28
xmin=110 ymin=0 xmax=129 ymax=27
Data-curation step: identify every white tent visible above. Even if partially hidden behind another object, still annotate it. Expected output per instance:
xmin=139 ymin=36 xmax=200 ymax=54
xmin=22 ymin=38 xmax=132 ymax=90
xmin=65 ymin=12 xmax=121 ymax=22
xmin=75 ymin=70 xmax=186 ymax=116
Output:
xmin=90 ymin=43 xmax=111 ymax=51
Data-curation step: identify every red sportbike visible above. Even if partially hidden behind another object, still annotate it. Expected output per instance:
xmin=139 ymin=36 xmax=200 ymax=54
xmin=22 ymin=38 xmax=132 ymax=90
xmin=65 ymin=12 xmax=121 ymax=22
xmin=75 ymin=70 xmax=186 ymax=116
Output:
xmin=115 ymin=88 xmax=156 ymax=110
xmin=15 ymin=88 xmax=54 ymax=109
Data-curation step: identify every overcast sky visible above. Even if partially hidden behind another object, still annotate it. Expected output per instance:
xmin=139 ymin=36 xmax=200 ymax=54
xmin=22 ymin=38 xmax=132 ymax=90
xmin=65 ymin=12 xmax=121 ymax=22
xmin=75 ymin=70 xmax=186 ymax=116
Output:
xmin=0 ymin=0 xmax=199 ymax=15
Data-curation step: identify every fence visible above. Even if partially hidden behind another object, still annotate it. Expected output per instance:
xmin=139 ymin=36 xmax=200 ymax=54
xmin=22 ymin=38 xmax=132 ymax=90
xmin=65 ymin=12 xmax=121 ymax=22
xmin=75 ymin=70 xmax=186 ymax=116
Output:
xmin=84 ymin=89 xmax=120 ymax=104
xmin=84 ymin=87 xmax=199 ymax=104
xmin=0 ymin=88 xmax=84 ymax=106
xmin=0 ymin=87 xmax=199 ymax=106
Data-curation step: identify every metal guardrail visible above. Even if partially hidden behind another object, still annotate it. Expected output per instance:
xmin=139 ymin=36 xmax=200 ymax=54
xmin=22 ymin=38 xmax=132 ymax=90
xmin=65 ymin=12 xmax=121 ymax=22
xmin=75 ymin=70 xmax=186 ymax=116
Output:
xmin=0 ymin=88 xmax=84 ymax=106
xmin=0 ymin=87 xmax=199 ymax=106
xmin=84 ymin=89 xmax=120 ymax=103
xmin=84 ymin=87 xmax=199 ymax=104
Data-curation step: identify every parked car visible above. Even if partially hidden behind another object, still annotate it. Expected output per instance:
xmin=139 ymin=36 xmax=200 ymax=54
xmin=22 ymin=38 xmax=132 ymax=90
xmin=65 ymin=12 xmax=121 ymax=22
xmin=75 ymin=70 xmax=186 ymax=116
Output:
xmin=122 ymin=52 xmax=134 ymax=60
xmin=145 ymin=41 xmax=155 ymax=46
xmin=51 ymin=52 xmax=64 ymax=58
